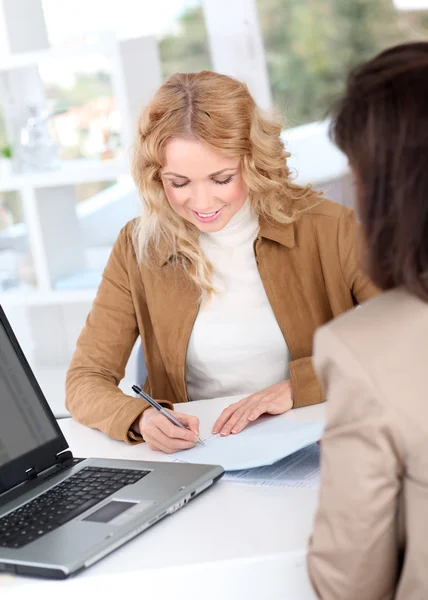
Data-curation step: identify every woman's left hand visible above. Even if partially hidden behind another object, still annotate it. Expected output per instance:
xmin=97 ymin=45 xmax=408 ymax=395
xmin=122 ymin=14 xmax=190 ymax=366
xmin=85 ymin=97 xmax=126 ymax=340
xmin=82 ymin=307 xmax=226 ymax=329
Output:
xmin=212 ymin=380 xmax=294 ymax=436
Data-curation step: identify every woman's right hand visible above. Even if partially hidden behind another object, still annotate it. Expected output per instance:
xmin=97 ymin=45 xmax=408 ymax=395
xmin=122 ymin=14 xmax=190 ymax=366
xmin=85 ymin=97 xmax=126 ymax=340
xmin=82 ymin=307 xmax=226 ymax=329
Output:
xmin=137 ymin=408 xmax=200 ymax=454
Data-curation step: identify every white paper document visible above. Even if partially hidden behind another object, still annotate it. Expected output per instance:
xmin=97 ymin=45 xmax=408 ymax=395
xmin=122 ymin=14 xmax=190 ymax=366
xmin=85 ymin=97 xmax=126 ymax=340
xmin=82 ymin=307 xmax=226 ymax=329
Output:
xmin=168 ymin=413 xmax=324 ymax=471
xmin=222 ymin=443 xmax=321 ymax=488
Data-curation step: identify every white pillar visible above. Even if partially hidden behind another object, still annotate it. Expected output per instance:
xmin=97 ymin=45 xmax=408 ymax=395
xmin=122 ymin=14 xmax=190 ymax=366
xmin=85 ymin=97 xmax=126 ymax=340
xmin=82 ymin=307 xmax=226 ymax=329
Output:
xmin=0 ymin=0 xmax=49 ymax=55
xmin=111 ymin=36 xmax=163 ymax=155
xmin=202 ymin=0 xmax=272 ymax=111
xmin=33 ymin=185 xmax=86 ymax=287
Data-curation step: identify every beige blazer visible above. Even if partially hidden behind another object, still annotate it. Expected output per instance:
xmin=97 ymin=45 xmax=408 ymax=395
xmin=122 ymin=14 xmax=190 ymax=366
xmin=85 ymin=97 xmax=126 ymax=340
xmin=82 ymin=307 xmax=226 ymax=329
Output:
xmin=308 ymin=288 xmax=428 ymax=600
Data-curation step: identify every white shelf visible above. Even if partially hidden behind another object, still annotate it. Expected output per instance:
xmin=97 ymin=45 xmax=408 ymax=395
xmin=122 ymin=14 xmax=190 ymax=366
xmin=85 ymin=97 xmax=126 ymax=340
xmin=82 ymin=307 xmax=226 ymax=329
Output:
xmin=0 ymin=38 xmax=116 ymax=71
xmin=0 ymin=287 xmax=97 ymax=307
xmin=0 ymin=157 xmax=129 ymax=192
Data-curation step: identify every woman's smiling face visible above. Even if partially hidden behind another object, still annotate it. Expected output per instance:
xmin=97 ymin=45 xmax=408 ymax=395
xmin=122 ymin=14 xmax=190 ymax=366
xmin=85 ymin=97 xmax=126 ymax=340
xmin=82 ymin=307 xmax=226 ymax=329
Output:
xmin=161 ymin=138 xmax=248 ymax=232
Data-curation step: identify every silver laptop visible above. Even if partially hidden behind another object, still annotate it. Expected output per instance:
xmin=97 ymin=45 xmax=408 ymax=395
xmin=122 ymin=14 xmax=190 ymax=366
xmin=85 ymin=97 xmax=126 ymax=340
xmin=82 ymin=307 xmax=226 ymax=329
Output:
xmin=0 ymin=305 xmax=223 ymax=579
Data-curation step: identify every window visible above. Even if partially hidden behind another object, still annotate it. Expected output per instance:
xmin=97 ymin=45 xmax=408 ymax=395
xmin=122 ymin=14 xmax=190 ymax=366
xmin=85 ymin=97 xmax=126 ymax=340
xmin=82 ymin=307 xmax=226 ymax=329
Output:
xmin=38 ymin=0 xmax=211 ymax=160
xmin=39 ymin=56 xmax=120 ymax=161
xmin=158 ymin=4 xmax=211 ymax=77
xmin=257 ymin=0 xmax=428 ymax=126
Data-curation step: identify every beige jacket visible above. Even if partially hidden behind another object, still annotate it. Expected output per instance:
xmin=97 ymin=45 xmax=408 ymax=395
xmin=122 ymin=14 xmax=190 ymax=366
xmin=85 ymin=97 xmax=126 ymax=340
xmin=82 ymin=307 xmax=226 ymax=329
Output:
xmin=308 ymin=288 xmax=428 ymax=600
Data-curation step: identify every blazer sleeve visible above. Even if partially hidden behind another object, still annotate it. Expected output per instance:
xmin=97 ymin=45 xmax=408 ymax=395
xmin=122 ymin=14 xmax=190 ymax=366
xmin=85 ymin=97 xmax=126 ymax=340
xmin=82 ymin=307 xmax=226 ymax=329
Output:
xmin=65 ymin=224 xmax=173 ymax=444
xmin=307 ymin=325 xmax=402 ymax=600
xmin=288 ymin=357 xmax=324 ymax=408
xmin=338 ymin=208 xmax=380 ymax=304
xmin=290 ymin=207 xmax=379 ymax=408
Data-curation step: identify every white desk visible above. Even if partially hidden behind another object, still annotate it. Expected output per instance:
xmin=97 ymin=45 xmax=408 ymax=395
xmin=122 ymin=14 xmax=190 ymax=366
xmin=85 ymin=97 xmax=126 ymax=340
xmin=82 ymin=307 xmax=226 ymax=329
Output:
xmin=3 ymin=399 xmax=325 ymax=600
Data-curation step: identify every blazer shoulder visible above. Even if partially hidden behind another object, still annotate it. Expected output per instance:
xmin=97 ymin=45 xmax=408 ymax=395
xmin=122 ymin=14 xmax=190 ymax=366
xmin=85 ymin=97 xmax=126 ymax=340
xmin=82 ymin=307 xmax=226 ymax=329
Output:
xmin=118 ymin=218 xmax=139 ymax=242
xmin=315 ymin=289 xmax=428 ymax=442
xmin=324 ymin=289 xmax=426 ymax=339
xmin=297 ymin=198 xmax=355 ymax=239
xmin=114 ymin=218 xmax=139 ymax=256
xmin=303 ymin=197 xmax=353 ymax=222
xmin=316 ymin=289 xmax=428 ymax=392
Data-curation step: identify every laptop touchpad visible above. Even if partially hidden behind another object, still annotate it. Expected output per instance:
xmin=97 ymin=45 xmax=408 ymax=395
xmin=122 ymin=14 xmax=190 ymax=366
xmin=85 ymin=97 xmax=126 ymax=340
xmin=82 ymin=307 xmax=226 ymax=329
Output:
xmin=84 ymin=500 xmax=153 ymax=525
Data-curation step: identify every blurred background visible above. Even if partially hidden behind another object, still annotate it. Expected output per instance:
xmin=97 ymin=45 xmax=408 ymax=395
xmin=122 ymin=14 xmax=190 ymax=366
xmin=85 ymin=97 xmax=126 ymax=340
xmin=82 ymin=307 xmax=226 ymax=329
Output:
xmin=0 ymin=0 xmax=427 ymax=416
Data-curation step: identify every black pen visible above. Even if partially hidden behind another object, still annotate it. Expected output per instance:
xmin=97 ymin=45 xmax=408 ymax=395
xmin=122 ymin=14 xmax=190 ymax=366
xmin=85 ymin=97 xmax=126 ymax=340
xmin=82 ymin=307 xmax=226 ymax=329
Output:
xmin=132 ymin=385 xmax=205 ymax=446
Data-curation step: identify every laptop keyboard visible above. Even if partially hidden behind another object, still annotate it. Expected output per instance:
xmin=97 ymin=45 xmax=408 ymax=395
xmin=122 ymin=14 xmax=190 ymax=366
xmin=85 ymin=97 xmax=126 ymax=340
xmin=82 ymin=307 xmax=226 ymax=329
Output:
xmin=0 ymin=466 xmax=150 ymax=549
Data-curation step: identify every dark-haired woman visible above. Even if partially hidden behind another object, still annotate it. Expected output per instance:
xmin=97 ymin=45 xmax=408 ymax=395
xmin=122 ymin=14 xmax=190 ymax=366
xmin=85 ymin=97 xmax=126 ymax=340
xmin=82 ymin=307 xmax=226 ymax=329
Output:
xmin=308 ymin=42 xmax=428 ymax=600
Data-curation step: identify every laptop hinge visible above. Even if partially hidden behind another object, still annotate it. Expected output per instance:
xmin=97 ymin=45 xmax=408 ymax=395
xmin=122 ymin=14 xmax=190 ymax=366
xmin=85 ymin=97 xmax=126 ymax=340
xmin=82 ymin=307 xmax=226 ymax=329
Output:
xmin=55 ymin=449 xmax=73 ymax=465
xmin=23 ymin=450 xmax=73 ymax=482
xmin=25 ymin=467 xmax=38 ymax=481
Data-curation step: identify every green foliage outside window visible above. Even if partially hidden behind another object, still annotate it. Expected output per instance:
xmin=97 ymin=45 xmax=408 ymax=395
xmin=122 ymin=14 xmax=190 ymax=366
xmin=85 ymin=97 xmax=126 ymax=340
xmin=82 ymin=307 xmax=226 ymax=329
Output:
xmin=158 ymin=1 xmax=428 ymax=126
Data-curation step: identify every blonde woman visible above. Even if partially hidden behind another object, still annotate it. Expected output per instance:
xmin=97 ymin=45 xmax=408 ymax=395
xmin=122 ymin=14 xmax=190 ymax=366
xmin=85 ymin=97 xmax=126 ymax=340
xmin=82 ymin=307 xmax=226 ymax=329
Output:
xmin=66 ymin=71 xmax=378 ymax=453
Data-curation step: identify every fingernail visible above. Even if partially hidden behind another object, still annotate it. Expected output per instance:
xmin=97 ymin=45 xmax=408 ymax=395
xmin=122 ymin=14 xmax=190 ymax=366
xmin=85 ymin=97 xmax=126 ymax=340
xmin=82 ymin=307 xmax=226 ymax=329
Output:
xmin=212 ymin=429 xmax=217 ymax=434
xmin=248 ymin=414 xmax=256 ymax=421
xmin=220 ymin=430 xmax=229 ymax=436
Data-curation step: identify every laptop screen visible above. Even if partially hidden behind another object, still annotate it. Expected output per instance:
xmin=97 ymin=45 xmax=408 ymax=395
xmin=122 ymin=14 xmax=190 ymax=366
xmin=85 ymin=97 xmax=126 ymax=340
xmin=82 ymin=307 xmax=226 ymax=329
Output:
xmin=0 ymin=323 xmax=57 ymax=468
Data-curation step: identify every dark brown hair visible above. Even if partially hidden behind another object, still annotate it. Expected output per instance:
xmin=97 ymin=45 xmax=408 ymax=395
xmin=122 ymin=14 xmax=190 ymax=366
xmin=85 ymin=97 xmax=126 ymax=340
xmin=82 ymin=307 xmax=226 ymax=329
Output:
xmin=330 ymin=42 xmax=428 ymax=301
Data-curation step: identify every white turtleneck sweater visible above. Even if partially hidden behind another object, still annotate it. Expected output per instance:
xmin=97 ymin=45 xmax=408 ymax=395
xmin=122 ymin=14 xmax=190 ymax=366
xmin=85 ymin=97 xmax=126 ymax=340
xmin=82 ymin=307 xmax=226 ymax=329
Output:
xmin=185 ymin=200 xmax=291 ymax=402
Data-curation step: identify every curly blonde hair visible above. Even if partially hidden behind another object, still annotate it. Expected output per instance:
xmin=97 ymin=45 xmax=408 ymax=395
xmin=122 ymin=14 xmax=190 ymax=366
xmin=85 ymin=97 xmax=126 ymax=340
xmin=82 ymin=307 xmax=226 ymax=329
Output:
xmin=131 ymin=70 xmax=314 ymax=296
